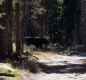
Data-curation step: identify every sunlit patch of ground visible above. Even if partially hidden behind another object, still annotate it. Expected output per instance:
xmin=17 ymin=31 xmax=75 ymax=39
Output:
xmin=0 ymin=63 xmax=20 ymax=80
xmin=33 ymin=51 xmax=62 ymax=60
xmin=20 ymin=54 xmax=86 ymax=80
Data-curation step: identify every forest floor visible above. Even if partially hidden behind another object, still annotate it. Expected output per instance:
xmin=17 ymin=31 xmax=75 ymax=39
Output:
xmin=20 ymin=50 xmax=86 ymax=80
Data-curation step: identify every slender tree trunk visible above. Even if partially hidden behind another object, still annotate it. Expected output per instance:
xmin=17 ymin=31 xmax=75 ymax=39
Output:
xmin=75 ymin=0 xmax=82 ymax=44
xmin=15 ymin=3 xmax=22 ymax=54
xmin=0 ymin=29 xmax=6 ymax=59
xmin=5 ymin=0 xmax=13 ymax=58
xmin=15 ymin=0 xmax=24 ymax=54
xmin=80 ymin=0 xmax=86 ymax=45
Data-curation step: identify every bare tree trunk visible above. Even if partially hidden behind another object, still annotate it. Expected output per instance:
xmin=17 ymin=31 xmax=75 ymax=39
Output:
xmin=5 ymin=0 xmax=13 ymax=58
xmin=18 ymin=0 xmax=24 ymax=52
xmin=81 ymin=0 xmax=86 ymax=45
xmin=15 ymin=0 xmax=24 ymax=54
xmin=15 ymin=3 xmax=22 ymax=54
xmin=75 ymin=0 xmax=82 ymax=44
xmin=0 ymin=29 xmax=6 ymax=59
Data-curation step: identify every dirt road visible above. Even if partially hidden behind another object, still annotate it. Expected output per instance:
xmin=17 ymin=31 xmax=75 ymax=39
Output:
xmin=20 ymin=52 xmax=86 ymax=80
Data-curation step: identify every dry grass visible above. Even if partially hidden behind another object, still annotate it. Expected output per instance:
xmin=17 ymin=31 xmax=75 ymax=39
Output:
xmin=33 ymin=51 xmax=60 ymax=60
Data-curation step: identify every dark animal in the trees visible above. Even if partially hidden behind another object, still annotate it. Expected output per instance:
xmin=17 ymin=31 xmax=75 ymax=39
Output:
xmin=40 ymin=37 xmax=49 ymax=47
xmin=25 ymin=37 xmax=49 ymax=49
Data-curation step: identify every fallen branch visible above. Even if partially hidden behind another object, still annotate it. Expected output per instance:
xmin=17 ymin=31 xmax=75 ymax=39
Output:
xmin=0 ymin=73 xmax=14 ymax=77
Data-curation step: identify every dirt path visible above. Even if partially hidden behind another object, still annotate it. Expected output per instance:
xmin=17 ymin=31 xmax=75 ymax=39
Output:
xmin=20 ymin=52 xmax=86 ymax=80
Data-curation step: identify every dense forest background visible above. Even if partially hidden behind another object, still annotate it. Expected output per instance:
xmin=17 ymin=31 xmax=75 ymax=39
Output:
xmin=0 ymin=0 xmax=86 ymax=60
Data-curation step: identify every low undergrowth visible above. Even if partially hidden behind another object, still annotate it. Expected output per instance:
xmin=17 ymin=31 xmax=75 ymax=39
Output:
xmin=66 ymin=45 xmax=86 ymax=52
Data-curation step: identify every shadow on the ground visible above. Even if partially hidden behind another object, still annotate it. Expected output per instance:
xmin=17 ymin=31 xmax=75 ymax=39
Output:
xmin=40 ymin=63 xmax=86 ymax=74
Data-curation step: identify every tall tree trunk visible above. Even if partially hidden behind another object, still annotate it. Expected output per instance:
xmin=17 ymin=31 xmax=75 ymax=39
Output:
xmin=0 ymin=29 xmax=6 ymax=59
xmin=15 ymin=0 xmax=24 ymax=54
xmin=15 ymin=3 xmax=22 ymax=54
xmin=63 ymin=0 xmax=76 ymax=47
xmin=75 ymin=0 xmax=82 ymax=44
xmin=15 ymin=3 xmax=21 ymax=53
xmin=80 ymin=0 xmax=86 ymax=45
xmin=5 ymin=0 xmax=13 ymax=58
